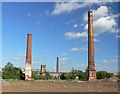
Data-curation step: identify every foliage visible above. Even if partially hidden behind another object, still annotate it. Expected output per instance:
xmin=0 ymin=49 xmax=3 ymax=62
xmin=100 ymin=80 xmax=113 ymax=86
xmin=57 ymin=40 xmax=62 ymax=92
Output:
xmin=45 ymin=71 xmax=51 ymax=79
xmin=115 ymin=75 xmax=120 ymax=79
xmin=32 ymin=70 xmax=52 ymax=80
xmin=32 ymin=71 xmax=40 ymax=80
xmin=2 ymin=62 xmax=23 ymax=79
xmin=60 ymin=69 xmax=86 ymax=80
xmin=2 ymin=62 xmax=115 ymax=81
xmin=60 ymin=73 xmax=67 ymax=80
xmin=96 ymin=71 xmax=113 ymax=79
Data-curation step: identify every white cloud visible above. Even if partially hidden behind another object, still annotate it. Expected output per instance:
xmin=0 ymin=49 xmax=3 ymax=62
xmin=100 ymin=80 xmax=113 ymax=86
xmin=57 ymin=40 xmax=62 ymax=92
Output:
xmin=102 ymin=58 xmax=118 ymax=63
xmin=94 ymin=16 xmax=116 ymax=34
xmin=84 ymin=6 xmax=109 ymax=21
xmin=111 ymin=13 xmax=120 ymax=19
xmin=69 ymin=46 xmax=87 ymax=52
xmin=13 ymin=54 xmax=25 ymax=61
xmin=51 ymin=1 xmax=108 ymax=15
xmin=102 ymin=59 xmax=108 ymax=63
xmin=51 ymin=2 xmax=90 ymax=15
xmin=82 ymin=37 xmax=99 ymax=42
xmin=51 ymin=2 xmax=78 ymax=15
xmin=62 ymin=53 xmax=67 ymax=56
xmin=65 ymin=19 xmax=76 ymax=25
xmin=96 ymin=65 xmax=112 ymax=72
xmin=63 ymin=6 xmax=118 ymax=40
xmin=84 ymin=6 xmax=117 ymax=36
xmin=94 ymin=38 xmax=99 ymax=42
xmin=80 ymin=64 xmax=87 ymax=67
xmin=73 ymin=24 xmax=78 ymax=28
xmin=84 ymin=7 xmax=120 ymax=22
xmin=64 ymin=5 xmax=118 ymax=40
xmin=59 ymin=57 xmax=69 ymax=63
xmin=64 ymin=32 xmax=87 ymax=39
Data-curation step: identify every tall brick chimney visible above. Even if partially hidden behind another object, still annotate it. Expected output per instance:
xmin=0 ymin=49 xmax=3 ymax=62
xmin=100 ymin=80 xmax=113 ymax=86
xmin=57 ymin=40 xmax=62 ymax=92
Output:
xmin=56 ymin=57 xmax=59 ymax=73
xmin=88 ymin=11 xmax=96 ymax=81
xmin=25 ymin=34 xmax=32 ymax=80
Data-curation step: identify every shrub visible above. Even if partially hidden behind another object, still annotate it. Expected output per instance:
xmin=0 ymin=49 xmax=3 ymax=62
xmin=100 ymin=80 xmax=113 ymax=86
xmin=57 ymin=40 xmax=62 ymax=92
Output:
xmin=2 ymin=62 xmax=23 ymax=79
xmin=96 ymin=71 xmax=113 ymax=79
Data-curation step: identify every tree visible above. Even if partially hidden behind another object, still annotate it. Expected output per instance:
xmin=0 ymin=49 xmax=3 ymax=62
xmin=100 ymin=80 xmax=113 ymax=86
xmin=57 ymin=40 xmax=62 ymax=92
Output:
xmin=71 ymin=69 xmax=86 ymax=80
xmin=96 ymin=71 xmax=113 ymax=79
xmin=2 ymin=62 xmax=23 ymax=79
xmin=60 ymin=73 xmax=67 ymax=80
xmin=60 ymin=69 xmax=86 ymax=80
xmin=32 ymin=71 xmax=40 ymax=80
xmin=45 ymin=71 xmax=51 ymax=78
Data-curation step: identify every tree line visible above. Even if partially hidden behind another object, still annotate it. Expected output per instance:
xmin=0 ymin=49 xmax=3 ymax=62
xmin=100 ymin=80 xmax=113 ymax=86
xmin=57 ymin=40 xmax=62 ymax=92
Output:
xmin=2 ymin=62 xmax=120 ymax=80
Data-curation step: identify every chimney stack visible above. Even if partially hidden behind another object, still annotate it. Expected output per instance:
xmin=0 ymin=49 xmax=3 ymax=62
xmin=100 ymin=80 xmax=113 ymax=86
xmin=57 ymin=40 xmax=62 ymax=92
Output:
xmin=56 ymin=57 xmax=59 ymax=73
xmin=25 ymin=34 xmax=32 ymax=80
xmin=88 ymin=11 xmax=96 ymax=81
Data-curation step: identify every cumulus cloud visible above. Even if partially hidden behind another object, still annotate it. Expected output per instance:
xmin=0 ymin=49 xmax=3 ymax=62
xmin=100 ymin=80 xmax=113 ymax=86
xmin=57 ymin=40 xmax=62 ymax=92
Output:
xmin=63 ymin=5 xmax=118 ymax=40
xmin=84 ymin=6 xmax=118 ymax=36
xmin=64 ymin=5 xmax=118 ymax=40
xmin=84 ymin=16 xmax=117 ymax=35
xmin=84 ymin=6 xmax=109 ymax=21
xmin=69 ymin=46 xmax=87 ymax=52
xmin=64 ymin=32 xmax=87 ymax=39
xmin=51 ymin=2 xmax=92 ymax=15
xmin=87 ymin=17 xmax=116 ymax=35
xmin=52 ymin=2 xmax=81 ymax=15
xmin=51 ymin=1 xmax=108 ymax=15
xmin=73 ymin=24 xmax=78 ymax=28
xmin=111 ymin=13 xmax=120 ymax=18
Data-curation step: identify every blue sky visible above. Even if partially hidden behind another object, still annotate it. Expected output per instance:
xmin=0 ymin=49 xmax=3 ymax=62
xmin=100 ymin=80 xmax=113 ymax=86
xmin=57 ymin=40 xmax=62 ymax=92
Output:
xmin=2 ymin=1 xmax=119 ymax=72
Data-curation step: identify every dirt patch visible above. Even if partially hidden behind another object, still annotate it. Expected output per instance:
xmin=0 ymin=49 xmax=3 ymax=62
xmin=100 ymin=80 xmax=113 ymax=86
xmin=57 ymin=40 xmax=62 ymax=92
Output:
xmin=2 ymin=79 xmax=119 ymax=92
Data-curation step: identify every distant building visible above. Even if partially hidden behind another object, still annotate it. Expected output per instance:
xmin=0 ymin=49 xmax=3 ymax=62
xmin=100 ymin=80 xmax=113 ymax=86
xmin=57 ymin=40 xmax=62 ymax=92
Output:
xmin=50 ymin=72 xmax=64 ymax=78
xmin=40 ymin=65 xmax=46 ymax=76
xmin=113 ymin=72 xmax=118 ymax=75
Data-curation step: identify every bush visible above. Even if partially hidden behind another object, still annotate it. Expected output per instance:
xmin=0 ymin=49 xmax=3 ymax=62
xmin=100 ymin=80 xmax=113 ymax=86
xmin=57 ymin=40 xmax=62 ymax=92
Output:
xmin=32 ymin=72 xmax=40 ymax=80
xmin=96 ymin=71 xmax=113 ymax=79
xmin=32 ymin=70 xmax=52 ymax=80
xmin=60 ymin=73 xmax=67 ymax=80
xmin=60 ymin=69 xmax=86 ymax=80
xmin=2 ymin=62 xmax=23 ymax=79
